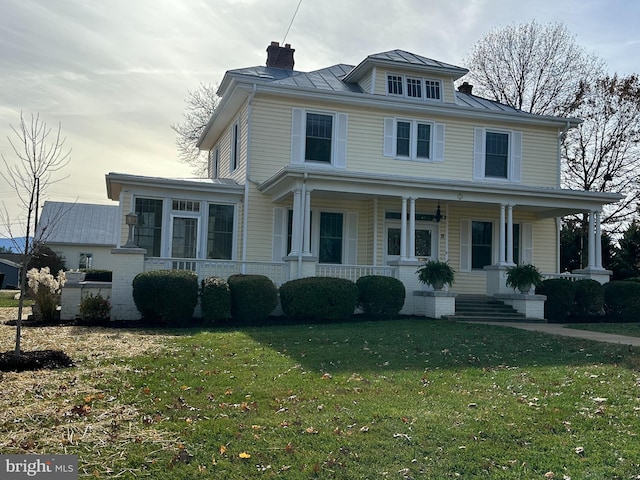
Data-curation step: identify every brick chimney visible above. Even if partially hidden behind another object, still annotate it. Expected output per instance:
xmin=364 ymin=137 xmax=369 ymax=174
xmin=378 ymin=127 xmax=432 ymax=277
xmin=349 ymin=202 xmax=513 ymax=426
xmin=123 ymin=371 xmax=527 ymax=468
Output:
xmin=458 ymin=81 xmax=473 ymax=95
xmin=266 ymin=41 xmax=295 ymax=70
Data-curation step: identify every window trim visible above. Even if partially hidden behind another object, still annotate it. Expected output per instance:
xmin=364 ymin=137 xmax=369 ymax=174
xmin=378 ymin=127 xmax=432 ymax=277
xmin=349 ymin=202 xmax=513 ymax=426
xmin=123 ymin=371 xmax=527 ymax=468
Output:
xmin=206 ymin=202 xmax=236 ymax=260
xmin=291 ymin=108 xmax=347 ymax=168
xmin=385 ymin=72 xmax=442 ymax=101
xmin=304 ymin=111 xmax=334 ymax=164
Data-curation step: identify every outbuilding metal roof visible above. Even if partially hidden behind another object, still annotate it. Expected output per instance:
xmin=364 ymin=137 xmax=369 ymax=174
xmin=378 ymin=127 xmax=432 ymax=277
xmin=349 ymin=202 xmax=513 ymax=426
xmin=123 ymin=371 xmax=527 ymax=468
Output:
xmin=37 ymin=201 xmax=119 ymax=246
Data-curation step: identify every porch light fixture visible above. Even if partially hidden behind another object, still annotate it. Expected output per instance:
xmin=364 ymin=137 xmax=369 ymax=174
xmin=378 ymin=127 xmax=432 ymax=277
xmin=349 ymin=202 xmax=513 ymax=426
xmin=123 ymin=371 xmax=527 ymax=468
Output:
xmin=124 ymin=212 xmax=138 ymax=248
xmin=435 ymin=203 xmax=442 ymax=223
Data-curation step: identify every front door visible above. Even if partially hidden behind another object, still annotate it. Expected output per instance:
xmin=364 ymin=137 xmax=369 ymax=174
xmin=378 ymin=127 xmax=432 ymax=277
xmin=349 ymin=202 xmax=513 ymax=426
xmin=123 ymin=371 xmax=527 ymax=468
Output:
xmin=385 ymin=221 xmax=438 ymax=263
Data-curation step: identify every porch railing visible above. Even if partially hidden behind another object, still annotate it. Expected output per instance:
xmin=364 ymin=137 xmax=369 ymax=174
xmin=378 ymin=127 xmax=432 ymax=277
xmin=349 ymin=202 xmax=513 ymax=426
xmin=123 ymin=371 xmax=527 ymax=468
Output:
xmin=315 ymin=264 xmax=398 ymax=282
xmin=143 ymin=258 xmax=290 ymax=285
xmin=542 ymin=272 xmax=589 ymax=282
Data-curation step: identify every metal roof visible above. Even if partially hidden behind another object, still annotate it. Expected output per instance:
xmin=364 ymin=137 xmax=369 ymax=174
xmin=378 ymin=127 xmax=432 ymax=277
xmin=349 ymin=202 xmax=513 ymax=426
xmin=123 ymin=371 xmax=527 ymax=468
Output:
xmin=37 ymin=201 xmax=119 ymax=246
xmin=366 ymin=50 xmax=467 ymax=72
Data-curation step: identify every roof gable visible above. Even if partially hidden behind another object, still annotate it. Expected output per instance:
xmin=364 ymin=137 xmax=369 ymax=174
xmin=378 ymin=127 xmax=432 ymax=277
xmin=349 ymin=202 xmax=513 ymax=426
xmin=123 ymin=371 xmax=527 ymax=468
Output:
xmin=37 ymin=201 xmax=120 ymax=246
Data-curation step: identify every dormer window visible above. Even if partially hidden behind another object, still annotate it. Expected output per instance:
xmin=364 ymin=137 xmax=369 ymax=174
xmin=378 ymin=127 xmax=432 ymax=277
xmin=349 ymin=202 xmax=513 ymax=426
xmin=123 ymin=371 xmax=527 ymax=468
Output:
xmin=386 ymin=73 xmax=442 ymax=100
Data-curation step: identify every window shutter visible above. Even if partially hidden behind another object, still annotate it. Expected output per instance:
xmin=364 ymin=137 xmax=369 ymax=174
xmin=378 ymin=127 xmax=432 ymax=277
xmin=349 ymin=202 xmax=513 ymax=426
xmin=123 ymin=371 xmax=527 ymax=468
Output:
xmin=334 ymin=113 xmax=348 ymax=168
xmin=272 ymin=207 xmax=286 ymax=261
xmin=434 ymin=122 xmax=445 ymax=162
xmin=291 ymin=108 xmax=304 ymax=164
xmin=460 ymin=219 xmax=471 ymax=272
xmin=345 ymin=212 xmax=358 ymax=264
xmin=473 ymin=127 xmax=485 ymax=179
xmin=383 ymin=117 xmax=395 ymax=157
xmin=522 ymin=223 xmax=533 ymax=265
xmin=511 ymin=131 xmax=522 ymax=182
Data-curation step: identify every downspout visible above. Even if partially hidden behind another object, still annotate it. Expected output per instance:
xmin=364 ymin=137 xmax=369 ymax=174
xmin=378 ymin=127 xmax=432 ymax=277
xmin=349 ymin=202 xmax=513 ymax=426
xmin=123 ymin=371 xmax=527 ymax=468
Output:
xmin=241 ymin=84 xmax=257 ymax=272
xmin=445 ymin=203 xmax=449 ymax=262
xmin=373 ymin=198 xmax=378 ymax=266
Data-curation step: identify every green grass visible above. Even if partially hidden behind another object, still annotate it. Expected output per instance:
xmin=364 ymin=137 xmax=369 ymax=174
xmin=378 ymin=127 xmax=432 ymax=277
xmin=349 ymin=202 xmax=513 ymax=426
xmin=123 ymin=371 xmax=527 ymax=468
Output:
xmin=567 ymin=322 xmax=640 ymax=337
xmin=0 ymin=291 xmax=31 ymax=307
xmin=8 ymin=319 xmax=640 ymax=479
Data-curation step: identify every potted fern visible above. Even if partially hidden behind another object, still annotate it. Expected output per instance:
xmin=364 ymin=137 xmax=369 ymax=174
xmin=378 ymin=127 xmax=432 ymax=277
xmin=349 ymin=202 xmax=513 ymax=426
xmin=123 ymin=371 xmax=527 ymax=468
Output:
xmin=505 ymin=264 xmax=543 ymax=293
xmin=416 ymin=260 xmax=455 ymax=290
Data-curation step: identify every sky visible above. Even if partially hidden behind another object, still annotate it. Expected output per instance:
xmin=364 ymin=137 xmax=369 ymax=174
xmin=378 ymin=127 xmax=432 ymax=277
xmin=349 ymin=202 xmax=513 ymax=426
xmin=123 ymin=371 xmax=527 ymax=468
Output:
xmin=0 ymin=0 xmax=638 ymax=238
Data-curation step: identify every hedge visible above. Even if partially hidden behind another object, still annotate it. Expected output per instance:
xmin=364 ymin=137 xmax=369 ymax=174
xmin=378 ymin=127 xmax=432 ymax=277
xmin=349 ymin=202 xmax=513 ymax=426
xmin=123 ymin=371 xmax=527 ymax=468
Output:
xmin=279 ymin=277 xmax=358 ymax=321
xmin=132 ymin=270 xmax=198 ymax=326
xmin=536 ymin=278 xmax=576 ymax=322
xmin=604 ymin=281 xmax=640 ymax=322
xmin=200 ymin=276 xmax=231 ymax=325
xmin=356 ymin=275 xmax=405 ymax=317
xmin=572 ymin=279 xmax=604 ymax=318
xmin=227 ymin=274 xmax=278 ymax=324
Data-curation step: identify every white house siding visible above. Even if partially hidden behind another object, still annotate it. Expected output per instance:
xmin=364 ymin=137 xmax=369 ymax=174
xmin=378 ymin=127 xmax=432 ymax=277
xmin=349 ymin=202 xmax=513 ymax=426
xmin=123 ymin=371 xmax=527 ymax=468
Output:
xmin=244 ymin=185 xmax=275 ymax=261
xmin=52 ymin=245 xmax=115 ymax=270
xmin=358 ymin=74 xmax=373 ymax=94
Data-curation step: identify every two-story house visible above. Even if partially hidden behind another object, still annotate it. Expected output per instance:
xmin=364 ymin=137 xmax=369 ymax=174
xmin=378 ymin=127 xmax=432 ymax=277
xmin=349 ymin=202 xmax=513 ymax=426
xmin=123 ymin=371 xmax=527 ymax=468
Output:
xmin=104 ymin=42 xmax=620 ymax=319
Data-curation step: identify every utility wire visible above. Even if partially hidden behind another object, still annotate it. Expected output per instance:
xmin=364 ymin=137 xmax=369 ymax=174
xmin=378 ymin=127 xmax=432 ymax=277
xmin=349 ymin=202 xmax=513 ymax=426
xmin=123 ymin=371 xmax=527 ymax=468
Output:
xmin=282 ymin=0 xmax=303 ymax=45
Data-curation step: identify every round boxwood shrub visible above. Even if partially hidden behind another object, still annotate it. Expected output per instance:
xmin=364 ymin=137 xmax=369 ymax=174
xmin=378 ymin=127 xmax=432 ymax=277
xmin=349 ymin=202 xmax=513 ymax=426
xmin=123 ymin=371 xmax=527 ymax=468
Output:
xmin=200 ymin=276 xmax=231 ymax=325
xmin=536 ymin=278 xmax=576 ymax=322
xmin=132 ymin=270 xmax=198 ymax=326
xmin=227 ymin=274 xmax=278 ymax=325
xmin=356 ymin=275 xmax=405 ymax=317
xmin=571 ymin=279 xmax=604 ymax=319
xmin=604 ymin=281 xmax=640 ymax=322
xmin=279 ymin=277 xmax=358 ymax=321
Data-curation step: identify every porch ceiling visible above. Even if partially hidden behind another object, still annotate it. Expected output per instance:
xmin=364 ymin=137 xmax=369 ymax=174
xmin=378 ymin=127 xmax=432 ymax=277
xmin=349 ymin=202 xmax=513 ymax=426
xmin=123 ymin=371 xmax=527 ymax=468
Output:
xmin=258 ymin=166 xmax=622 ymax=218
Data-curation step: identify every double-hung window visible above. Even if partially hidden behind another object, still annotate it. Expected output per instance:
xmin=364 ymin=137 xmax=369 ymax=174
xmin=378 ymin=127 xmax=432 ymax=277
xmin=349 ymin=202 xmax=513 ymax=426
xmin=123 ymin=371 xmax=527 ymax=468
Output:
xmin=207 ymin=204 xmax=234 ymax=259
xmin=384 ymin=118 xmax=444 ymax=162
xmin=134 ymin=197 xmax=163 ymax=257
xmin=291 ymin=108 xmax=348 ymax=168
xmin=473 ymin=128 xmax=522 ymax=182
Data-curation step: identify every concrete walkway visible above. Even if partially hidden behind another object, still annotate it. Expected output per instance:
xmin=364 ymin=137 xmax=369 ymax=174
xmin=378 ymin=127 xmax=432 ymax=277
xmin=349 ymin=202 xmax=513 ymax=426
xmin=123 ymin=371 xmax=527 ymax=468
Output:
xmin=476 ymin=322 xmax=640 ymax=347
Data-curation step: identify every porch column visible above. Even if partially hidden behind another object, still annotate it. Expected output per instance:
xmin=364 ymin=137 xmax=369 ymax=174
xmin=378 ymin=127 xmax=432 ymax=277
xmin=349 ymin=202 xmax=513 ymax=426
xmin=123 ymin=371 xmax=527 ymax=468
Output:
xmin=506 ymin=204 xmax=514 ymax=265
xmin=409 ymin=197 xmax=416 ymax=259
xmin=498 ymin=204 xmax=506 ymax=265
xmin=587 ymin=211 xmax=596 ymax=269
xmin=595 ymin=210 xmax=603 ymax=269
xmin=303 ymin=189 xmax=312 ymax=256
xmin=290 ymin=189 xmax=302 ymax=255
xmin=400 ymin=197 xmax=408 ymax=259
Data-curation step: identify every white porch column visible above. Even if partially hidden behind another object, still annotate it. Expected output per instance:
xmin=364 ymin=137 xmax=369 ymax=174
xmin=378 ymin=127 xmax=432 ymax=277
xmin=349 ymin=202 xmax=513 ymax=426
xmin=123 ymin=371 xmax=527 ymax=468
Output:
xmin=506 ymin=204 xmax=514 ymax=265
xmin=595 ymin=210 xmax=603 ymax=269
xmin=400 ymin=197 xmax=408 ymax=259
xmin=409 ymin=197 xmax=416 ymax=259
xmin=290 ymin=189 xmax=302 ymax=255
xmin=587 ymin=211 xmax=596 ymax=269
xmin=303 ymin=189 xmax=312 ymax=256
xmin=498 ymin=204 xmax=506 ymax=265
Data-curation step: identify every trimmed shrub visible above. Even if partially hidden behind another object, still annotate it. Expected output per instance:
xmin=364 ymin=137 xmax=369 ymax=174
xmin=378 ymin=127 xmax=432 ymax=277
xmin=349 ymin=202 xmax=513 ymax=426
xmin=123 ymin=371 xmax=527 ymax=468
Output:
xmin=79 ymin=292 xmax=111 ymax=325
xmin=200 ymin=276 xmax=231 ymax=325
xmin=279 ymin=277 xmax=358 ymax=321
xmin=572 ymin=279 xmax=604 ymax=319
xmin=132 ymin=270 xmax=198 ymax=326
xmin=536 ymin=278 xmax=576 ymax=322
xmin=83 ymin=270 xmax=113 ymax=282
xmin=356 ymin=275 xmax=405 ymax=317
xmin=227 ymin=274 xmax=278 ymax=325
xmin=604 ymin=281 xmax=640 ymax=322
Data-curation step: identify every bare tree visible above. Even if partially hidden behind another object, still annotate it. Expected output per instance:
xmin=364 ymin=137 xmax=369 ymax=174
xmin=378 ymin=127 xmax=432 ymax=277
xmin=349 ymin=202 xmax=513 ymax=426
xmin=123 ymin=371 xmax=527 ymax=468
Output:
xmin=171 ymin=82 xmax=219 ymax=176
xmin=463 ymin=21 xmax=603 ymax=116
xmin=1 ymin=112 xmax=71 ymax=356
xmin=562 ymin=74 xmax=640 ymax=233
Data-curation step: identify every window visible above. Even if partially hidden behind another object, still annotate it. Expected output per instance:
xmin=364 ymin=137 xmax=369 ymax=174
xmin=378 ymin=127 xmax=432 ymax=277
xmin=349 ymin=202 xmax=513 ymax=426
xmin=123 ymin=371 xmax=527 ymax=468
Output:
xmin=387 ymin=75 xmax=403 ymax=95
xmin=231 ymin=123 xmax=239 ymax=172
xmin=473 ymin=128 xmax=522 ymax=182
xmin=172 ymin=200 xmax=200 ymax=212
xmin=78 ymin=253 xmax=93 ymax=269
xmin=207 ymin=204 xmax=234 ymax=259
xmin=485 ymin=132 xmax=509 ymax=178
xmin=319 ymin=212 xmax=343 ymax=263
xmin=385 ymin=118 xmax=441 ymax=161
xmin=305 ymin=113 xmax=333 ymax=163
xmin=135 ymin=198 xmax=163 ymax=256
xmin=172 ymin=217 xmax=198 ymax=259
xmin=471 ymin=221 xmax=493 ymax=270
xmin=406 ymin=77 xmax=422 ymax=98
xmin=386 ymin=73 xmax=441 ymax=100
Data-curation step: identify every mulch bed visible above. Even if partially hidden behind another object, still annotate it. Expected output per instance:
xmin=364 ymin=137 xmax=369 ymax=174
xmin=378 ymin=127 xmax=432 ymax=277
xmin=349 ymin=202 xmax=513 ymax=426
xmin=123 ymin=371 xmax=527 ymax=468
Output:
xmin=0 ymin=349 xmax=75 ymax=372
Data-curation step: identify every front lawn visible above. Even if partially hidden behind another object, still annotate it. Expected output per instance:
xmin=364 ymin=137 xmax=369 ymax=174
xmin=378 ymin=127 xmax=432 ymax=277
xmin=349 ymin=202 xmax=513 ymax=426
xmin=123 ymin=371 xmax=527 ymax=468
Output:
xmin=1 ymin=319 xmax=639 ymax=479
xmin=0 ymin=291 xmax=32 ymax=308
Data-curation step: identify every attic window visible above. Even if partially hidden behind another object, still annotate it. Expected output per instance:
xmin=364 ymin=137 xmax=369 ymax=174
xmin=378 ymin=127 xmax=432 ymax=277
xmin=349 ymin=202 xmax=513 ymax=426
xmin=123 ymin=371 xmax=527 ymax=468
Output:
xmin=386 ymin=73 xmax=442 ymax=100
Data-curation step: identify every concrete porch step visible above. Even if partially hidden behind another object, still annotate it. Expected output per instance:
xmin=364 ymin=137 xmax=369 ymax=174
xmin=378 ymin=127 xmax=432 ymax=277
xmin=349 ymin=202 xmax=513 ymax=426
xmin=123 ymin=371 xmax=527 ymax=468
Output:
xmin=443 ymin=294 xmax=544 ymax=323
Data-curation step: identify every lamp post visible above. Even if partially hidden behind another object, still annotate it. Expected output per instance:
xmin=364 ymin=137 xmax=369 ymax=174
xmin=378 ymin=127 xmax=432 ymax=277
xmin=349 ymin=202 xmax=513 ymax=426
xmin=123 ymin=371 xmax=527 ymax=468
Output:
xmin=123 ymin=212 xmax=138 ymax=248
